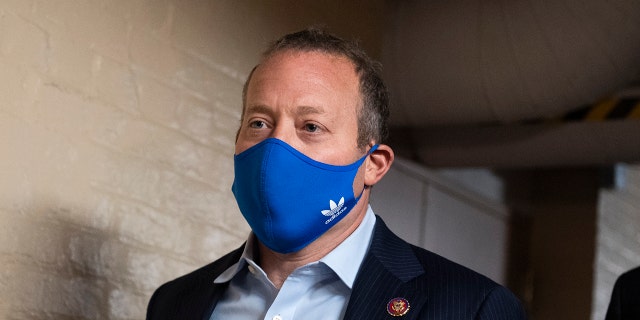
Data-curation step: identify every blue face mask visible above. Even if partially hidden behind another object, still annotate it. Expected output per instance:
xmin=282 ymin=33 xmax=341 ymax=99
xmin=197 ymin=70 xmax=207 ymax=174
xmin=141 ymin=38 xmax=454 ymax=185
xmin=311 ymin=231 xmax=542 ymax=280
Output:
xmin=232 ymin=138 xmax=378 ymax=254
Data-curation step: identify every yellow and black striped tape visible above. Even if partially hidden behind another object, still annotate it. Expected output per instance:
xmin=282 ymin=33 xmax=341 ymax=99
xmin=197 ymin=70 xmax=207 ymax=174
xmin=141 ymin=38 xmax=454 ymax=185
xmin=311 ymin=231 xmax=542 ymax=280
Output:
xmin=563 ymin=97 xmax=640 ymax=121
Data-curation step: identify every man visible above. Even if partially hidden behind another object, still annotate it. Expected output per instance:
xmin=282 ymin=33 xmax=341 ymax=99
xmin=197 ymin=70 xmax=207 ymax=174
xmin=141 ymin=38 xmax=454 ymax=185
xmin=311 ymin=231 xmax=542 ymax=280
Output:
xmin=147 ymin=28 xmax=526 ymax=320
xmin=606 ymin=266 xmax=640 ymax=320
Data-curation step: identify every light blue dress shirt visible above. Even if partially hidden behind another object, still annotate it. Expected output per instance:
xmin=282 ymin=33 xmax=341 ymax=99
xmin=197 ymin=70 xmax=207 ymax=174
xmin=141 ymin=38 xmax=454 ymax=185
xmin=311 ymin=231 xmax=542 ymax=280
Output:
xmin=210 ymin=206 xmax=377 ymax=320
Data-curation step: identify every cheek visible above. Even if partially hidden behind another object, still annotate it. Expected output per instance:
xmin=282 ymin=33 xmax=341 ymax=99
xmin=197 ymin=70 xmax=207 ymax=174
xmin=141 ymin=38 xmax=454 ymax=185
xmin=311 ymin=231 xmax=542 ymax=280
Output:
xmin=235 ymin=126 xmax=266 ymax=155
xmin=235 ymin=138 xmax=254 ymax=155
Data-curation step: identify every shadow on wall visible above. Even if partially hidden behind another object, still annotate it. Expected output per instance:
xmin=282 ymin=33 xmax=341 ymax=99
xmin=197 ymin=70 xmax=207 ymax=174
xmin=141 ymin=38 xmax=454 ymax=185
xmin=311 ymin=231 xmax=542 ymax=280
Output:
xmin=0 ymin=204 xmax=148 ymax=319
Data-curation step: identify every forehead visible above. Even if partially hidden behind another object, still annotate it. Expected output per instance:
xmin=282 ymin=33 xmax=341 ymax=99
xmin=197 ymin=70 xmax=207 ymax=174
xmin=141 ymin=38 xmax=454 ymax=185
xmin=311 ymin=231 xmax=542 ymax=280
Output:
xmin=246 ymin=50 xmax=361 ymax=105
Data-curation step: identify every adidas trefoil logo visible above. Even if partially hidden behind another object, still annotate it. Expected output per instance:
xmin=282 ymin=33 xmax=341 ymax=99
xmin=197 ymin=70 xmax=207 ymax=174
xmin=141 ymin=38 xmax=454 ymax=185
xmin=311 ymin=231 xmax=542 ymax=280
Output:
xmin=322 ymin=197 xmax=348 ymax=224
xmin=321 ymin=197 xmax=344 ymax=216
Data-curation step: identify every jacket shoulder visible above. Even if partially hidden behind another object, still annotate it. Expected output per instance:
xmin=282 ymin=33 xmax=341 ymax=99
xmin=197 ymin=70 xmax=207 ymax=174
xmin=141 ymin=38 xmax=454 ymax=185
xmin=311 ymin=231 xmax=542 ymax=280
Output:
xmin=411 ymin=243 xmax=498 ymax=288
xmin=408 ymin=242 xmax=526 ymax=318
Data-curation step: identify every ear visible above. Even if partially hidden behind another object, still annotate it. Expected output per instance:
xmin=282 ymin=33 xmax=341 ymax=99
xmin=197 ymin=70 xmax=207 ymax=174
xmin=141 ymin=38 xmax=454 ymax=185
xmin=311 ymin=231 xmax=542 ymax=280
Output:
xmin=364 ymin=144 xmax=394 ymax=186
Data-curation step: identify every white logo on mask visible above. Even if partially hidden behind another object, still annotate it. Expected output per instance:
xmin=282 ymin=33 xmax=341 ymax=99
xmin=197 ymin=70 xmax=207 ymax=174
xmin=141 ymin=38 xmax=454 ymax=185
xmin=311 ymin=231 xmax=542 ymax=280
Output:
xmin=322 ymin=197 xmax=348 ymax=224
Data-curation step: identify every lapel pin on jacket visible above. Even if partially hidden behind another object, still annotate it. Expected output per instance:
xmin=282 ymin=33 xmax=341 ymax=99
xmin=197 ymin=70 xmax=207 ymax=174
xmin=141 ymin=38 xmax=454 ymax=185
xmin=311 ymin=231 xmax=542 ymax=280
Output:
xmin=387 ymin=297 xmax=410 ymax=317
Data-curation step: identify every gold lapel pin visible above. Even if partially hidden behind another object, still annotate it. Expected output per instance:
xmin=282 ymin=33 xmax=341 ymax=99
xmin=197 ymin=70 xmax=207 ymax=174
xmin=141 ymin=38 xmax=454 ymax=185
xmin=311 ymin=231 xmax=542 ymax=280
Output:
xmin=387 ymin=297 xmax=410 ymax=317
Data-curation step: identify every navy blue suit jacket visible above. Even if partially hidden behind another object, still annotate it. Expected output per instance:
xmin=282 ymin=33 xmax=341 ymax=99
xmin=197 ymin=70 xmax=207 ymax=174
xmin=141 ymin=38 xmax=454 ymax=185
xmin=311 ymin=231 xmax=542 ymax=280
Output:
xmin=147 ymin=216 xmax=526 ymax=319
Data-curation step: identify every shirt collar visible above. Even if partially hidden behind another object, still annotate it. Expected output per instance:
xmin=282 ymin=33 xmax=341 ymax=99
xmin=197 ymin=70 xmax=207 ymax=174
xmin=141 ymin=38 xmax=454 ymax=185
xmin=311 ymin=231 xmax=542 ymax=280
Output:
xmin=213 ymin=234 xmax=257 ymax=284
xmin=213 ymin=205 xmax=377 ymax=289
xmin=319 ymin=205 xmax=376 ymax=288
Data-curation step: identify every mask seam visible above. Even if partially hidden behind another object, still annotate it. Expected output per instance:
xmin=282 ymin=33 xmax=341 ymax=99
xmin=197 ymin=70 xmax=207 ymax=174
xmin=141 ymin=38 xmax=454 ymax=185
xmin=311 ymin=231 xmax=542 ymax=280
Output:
xmin=260 ymin=143 xmax=274 ymax=245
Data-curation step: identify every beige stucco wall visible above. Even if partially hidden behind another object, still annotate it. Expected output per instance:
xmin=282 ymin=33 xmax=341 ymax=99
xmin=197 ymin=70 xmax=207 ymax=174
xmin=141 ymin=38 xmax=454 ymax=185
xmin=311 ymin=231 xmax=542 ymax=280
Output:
xmin=0 ymin=1 xmax=384 ymax=318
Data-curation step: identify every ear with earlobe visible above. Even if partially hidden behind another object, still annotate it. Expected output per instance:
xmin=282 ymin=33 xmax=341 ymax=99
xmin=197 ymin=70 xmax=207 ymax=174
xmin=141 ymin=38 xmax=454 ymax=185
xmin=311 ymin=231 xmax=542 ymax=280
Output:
xmin=364 ymin=144 xmax=394 ymax=187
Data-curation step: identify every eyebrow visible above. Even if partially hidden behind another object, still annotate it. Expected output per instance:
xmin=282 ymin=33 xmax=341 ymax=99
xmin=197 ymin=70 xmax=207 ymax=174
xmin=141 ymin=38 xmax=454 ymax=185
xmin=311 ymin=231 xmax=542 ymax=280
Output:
xmin=244 ymin=104 xmax=325 ymax=117
xmin=245 ymin=105 xmax=272 ymax=116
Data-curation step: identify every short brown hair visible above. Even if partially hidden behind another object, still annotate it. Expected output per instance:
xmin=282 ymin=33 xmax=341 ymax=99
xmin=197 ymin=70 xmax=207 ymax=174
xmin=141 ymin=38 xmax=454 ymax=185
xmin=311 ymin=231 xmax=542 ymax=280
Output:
xmin=241 ymin=28 xmax=390 ymax=148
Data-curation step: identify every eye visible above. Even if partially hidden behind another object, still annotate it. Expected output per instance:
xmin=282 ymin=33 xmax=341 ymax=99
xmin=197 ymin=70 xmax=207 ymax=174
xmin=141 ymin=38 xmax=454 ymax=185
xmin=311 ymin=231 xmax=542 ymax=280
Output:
xmin=304 ymin=123 xmax=319 ymax=132
xmin=249 ymin=120 xmax=267 ymax=129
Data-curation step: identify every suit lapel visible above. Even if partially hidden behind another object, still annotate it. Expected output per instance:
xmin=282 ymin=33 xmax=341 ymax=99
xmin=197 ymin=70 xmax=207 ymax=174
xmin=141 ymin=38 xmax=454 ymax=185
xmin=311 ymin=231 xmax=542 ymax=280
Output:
xmin=344 ymin=217 xmax=428 ymax=320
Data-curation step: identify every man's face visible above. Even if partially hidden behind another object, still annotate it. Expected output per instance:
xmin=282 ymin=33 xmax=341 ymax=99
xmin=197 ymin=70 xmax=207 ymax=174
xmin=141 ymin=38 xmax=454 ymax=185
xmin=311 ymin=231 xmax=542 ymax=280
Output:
xmin=236 ymin=50 xmax=363 ymax=166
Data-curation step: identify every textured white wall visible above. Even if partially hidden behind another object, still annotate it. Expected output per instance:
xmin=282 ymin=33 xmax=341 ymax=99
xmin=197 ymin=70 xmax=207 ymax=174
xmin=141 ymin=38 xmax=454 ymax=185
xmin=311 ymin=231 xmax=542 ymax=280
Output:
xmin=0 ymin=1 xmax=248 ymax=318
xmin=0 ymin=1 xmax=384 ymax=318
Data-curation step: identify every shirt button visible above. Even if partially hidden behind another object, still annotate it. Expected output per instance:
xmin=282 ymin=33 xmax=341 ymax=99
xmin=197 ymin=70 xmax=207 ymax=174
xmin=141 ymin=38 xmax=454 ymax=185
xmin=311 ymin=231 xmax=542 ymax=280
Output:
xmin=272 ymin=315 xmax=282 ymax=320
xmin=248 ymin=265 xmax=256 ymax=274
